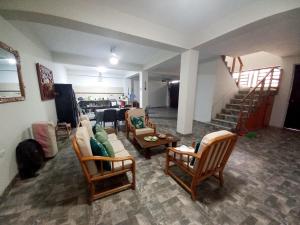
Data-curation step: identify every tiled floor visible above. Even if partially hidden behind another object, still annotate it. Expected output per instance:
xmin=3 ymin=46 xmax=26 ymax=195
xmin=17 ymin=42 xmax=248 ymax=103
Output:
xmin=0 ymin=108 xmax=300 ymax=225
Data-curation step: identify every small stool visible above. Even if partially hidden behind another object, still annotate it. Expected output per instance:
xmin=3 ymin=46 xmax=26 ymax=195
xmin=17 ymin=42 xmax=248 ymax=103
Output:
xmin=56 ymin=122 xmax=72 ymax=138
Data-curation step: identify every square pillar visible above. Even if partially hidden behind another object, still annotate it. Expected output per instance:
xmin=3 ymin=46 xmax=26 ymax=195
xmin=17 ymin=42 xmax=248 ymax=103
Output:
xmin=139 ymin=71 xmax=149 ymax=108
xmin=176 ymin=49 xmax=199 ymax=134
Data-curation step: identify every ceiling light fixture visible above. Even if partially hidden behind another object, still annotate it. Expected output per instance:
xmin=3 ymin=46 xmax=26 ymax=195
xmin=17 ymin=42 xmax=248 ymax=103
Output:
xmin=109 ymin=46 xmax=119 ymax=65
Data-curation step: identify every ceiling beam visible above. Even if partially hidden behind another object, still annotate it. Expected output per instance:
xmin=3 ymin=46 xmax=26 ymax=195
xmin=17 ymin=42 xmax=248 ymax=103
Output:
xmin=0 ymin=0 xmax=188 ymax=51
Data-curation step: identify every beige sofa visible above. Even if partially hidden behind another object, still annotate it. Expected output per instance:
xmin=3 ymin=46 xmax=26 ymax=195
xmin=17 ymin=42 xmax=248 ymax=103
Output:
xmin=72 ymin=118 xmax=135 ymax=201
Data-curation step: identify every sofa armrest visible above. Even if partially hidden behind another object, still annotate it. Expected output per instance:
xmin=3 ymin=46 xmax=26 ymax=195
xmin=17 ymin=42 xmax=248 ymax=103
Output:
xmin=81 ymin=155 xmax=135 ymax=177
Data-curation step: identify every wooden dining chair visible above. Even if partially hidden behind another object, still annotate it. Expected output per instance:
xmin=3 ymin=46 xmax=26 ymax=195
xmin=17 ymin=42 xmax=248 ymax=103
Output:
xmin=165 ymin=130 xmax=238 ymax=200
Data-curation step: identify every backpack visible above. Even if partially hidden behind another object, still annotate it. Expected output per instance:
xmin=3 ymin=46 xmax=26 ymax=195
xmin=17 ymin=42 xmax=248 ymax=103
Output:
xmin=16 ymin=139 xmax=45 ymax=179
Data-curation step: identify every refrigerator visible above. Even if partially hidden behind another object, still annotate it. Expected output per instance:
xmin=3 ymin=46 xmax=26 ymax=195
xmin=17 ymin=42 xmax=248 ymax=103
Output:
xmin=54 ymin=84 xmax=78 ymax=128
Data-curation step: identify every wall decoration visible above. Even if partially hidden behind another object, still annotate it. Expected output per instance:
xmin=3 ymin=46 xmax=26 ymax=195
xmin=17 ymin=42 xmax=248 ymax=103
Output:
xmin=36 ymin=63 xmax=55 ymax=100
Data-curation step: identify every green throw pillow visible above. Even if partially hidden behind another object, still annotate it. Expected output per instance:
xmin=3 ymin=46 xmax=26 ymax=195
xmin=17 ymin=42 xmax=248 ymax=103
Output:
xmin=92 ymin=123 xmax=104 ymax=134
xmin=131 ymin=116 xmax=145 ymax=129
xmin=102 ymin=140 xmax=115 ymax=157
xmin=90 ymin=138 xmax=111 ymax=171
xmin=95 ymin=130 xmax=108 ymax=143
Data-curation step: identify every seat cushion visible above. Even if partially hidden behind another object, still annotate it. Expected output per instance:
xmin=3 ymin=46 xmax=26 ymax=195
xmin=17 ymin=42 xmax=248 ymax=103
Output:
xmin=131 ymin=116 xmax=145 ymax=129
xmin=75 ymin=127 xmax=98 ymax=175
xmin=107 ymin=133 xmax=118 ymax=141
xmin=80 ymin=120 xmax=94 ymax=138
xmin=114 ymin=150 xmax=133 ymax=170
xmin=80 ymin=115 xmax=90 ymax=122
xmin=109 ymin=139 xmax=126 ymax=154
xmin=90 ymin=138 xmax=111 ymax=171
xmin=135 ymin=127 xmax=154 ymax=136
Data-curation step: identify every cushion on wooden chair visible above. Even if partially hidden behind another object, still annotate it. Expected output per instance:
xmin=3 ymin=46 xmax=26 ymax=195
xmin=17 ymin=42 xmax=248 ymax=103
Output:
xmin=135 ymin=127 xmax=155 ymax=135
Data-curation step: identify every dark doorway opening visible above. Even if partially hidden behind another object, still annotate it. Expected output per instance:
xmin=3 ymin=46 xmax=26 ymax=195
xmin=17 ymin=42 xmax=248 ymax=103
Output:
xmin=169 ymin=83 xmax=179 ymax=108
xmin=284 ymin=64 xmax=300 ymax=130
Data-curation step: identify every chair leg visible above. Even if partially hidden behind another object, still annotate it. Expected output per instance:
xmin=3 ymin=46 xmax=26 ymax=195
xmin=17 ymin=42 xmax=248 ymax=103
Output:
xmin=219 ymin=171 xmax=224 ymax=187
xmin=131 ymin=162 xmax=136 ymax=190
xmin=165 ymin=153 xmax=170 ymax=175
xmin=89 ymin=183 xmax=95 ymax=203
xmin=191 ymin=179 xmax=198 ymax=201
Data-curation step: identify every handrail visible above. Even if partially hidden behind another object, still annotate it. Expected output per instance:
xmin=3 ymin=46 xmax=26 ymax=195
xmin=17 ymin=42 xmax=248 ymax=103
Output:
xmin=241 ymin=68 xmax=274 ymax=102
xmin=236 ymin=68 xmax=277 ymax=134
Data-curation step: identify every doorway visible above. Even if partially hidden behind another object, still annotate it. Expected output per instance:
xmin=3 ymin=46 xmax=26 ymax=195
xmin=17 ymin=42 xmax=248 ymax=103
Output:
xmin=168 ymin=83 xmax=179 ymax=108
xmin=284 ymin=64 xmax=300 ymax=130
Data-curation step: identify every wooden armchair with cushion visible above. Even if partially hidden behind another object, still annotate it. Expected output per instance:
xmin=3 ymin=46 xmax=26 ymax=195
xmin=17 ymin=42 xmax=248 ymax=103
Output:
xmin=72 ymin=127 xmax=135 ymax=202
xmin=125 ymin=108 xmax=156 ymax=139
xmin=165 ymin=130 xmax=237 ymax=200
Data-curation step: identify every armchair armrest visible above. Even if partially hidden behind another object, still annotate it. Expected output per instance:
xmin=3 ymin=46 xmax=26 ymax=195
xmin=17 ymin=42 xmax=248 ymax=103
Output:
xmin=167 ymin=147 xmax=200 ymax=159
xmin=166 ymin=147 xmax=200 ymax=174
xmin=146 ymin=119 xmax=156 ymax=130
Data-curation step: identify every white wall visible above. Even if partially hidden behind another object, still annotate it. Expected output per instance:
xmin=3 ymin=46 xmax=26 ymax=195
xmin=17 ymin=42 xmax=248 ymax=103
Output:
xmin=194 ymin=59 xmax=217 ymax=122
xmin=0 ymin=16 xmax=57 ymax=194
xmin=270 ymin=55 xmax=300 ymax=127
xmin=53 ymin=63 xmax=68 ymax=83
xmin=194 ymin=57 xmax=238 ymax=122
xmin=133 ymin=79 xmax=139 ymax=101
xmin=212 ymin=58 xmax=239 ymax=117
xmin=227 ymin=51 xmax=283 ymax=72
xmin=148 ymin=80 xmax=168 ymax=107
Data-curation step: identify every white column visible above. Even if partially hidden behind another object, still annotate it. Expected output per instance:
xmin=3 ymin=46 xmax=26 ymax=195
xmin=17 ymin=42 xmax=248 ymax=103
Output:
xmin=176 ymin=49 xmax=199 ymax=134
xmin=139 ymin=71 xmax=149 ymax=108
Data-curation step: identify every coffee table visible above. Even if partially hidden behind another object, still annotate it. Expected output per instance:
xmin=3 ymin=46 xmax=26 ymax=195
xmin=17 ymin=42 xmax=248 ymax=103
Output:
xmin=134 ymin=133 xmax=180 ymax=159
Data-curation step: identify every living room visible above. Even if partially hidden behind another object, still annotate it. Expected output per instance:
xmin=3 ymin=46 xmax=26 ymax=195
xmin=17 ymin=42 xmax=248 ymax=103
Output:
xmin=0 ymin=1 xmax=300 ymax=225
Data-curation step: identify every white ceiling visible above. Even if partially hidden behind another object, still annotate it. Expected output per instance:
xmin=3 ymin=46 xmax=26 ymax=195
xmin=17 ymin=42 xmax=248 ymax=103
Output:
xmin=99 ymin=0 xmax=258 ymax=34
xmin=9 ymin=21 xmax=175 ymax=66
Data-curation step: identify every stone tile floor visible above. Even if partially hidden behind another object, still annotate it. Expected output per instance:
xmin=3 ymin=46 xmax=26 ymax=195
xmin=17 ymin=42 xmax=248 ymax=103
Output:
xmin=0 ymin=111 xmax=300 ymax=225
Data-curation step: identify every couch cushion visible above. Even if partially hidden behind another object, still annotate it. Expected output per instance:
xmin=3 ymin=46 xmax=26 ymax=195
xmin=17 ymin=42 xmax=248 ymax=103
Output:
xmin=75 ymin=127 xmax=98 ymax=175
xmin=135 ymin=127 xmax=154 ymax=136
xmin=95 ymin=130 xmax=108 ymax=143
xmin=102 ymin=140 xmax=115 ymax=157
xmin=80 ymin=115 xmax=90 ymax=121
xmin=114 ymin=150 xmax=132 ymax=170
xmin=107 ymin=133 xmax=118 ymax=141
xmin=90 ymin=138 xmax=111 ymax=171
xmin=109 ymin=139 xmax=126 ymax=154
xmin=92 ymin=123 xmax=104 ymax=134
xmin=80 ymin=120 xmax=94 ymax=138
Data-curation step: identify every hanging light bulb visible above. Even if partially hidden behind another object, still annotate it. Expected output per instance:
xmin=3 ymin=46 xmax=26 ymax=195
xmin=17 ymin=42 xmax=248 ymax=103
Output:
xmin=109 ymin=46 xmax=119 ymax=65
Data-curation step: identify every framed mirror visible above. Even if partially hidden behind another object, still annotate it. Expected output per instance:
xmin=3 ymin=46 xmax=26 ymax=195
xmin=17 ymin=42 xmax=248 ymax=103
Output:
xmin=0 ymin=41 xmax=25 ymax=103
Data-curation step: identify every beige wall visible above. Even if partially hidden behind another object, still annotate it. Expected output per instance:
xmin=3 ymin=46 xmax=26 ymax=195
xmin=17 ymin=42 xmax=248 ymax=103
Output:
xmin=270 ymin=56 xmax=300 ymax=127
xmin=0 ymin=16 xmax=57 ymax=194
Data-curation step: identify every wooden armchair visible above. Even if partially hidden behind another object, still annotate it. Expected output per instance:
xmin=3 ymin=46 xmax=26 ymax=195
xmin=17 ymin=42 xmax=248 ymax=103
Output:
xmin=71 ymin=127 xmax=135 ymax=202
xmin=165 ymin=130 xmax=237 ymax=200
xmin=125 ymin=108 xmax=156 ymax=139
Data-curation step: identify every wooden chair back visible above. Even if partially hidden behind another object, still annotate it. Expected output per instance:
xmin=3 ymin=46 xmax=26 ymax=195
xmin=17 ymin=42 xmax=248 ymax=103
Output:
xmin=194 ymin=133 xmax=237 ymax=179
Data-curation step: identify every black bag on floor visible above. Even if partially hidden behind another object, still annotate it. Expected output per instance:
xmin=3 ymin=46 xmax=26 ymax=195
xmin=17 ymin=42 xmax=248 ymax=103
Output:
xmin=16 ymin=139 xmax=45 ymax=179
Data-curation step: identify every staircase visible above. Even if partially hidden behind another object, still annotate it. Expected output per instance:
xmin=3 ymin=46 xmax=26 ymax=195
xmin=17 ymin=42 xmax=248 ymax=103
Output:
xmin=209 ymin=56 xmax=282 ymax=134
